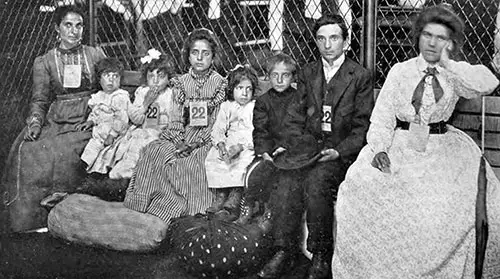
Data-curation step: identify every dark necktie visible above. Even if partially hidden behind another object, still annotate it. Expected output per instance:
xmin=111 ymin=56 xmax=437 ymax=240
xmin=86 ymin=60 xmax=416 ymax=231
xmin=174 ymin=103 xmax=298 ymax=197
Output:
xmin=411 ymin=67 xmax=444 ymax=113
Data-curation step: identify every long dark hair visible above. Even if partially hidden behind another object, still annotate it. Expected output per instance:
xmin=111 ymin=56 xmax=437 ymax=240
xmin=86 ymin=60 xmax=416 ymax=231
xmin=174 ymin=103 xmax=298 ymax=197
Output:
xmin=140 ymin=53 xmax=178 ymax=85
xmin=181 ymin=28 xmax=222 ymax=72
xmin=226 ymin=65 xmax=259 ymax=101
xmin=53 ymin=5 xmax=86 ymax=26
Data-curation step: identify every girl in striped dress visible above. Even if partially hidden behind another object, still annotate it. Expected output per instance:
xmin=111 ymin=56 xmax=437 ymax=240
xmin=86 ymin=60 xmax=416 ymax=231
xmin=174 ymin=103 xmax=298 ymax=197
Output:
xmin=123 ymin=28 xmax=227 ymax=224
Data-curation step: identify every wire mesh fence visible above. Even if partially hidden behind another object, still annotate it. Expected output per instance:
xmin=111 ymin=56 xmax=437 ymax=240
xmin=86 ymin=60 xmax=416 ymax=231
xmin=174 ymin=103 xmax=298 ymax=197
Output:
xmin=94 ymin=0 xmax=361 ymax=75
xmin=0 ymin=0 xmax=499 ymax=175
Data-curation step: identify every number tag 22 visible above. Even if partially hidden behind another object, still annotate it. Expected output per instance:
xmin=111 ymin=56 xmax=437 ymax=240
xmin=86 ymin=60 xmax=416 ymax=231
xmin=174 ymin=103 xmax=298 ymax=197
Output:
xmin=146 ymin=103 xmax=159 ymax=119
xmin=189 ymin=101 xmax=208 ymax=126
xmin=322 ymin=105 xmax=332 ymax=132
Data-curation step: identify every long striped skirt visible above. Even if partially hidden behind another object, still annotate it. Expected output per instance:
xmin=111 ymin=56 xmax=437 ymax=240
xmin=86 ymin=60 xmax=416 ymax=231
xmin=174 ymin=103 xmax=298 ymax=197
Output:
xmin=123 ymin=139 xmax=214 ymax=224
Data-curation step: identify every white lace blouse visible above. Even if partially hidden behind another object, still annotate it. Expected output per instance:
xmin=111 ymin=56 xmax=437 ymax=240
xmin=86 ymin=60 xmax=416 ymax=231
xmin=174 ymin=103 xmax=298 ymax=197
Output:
xmin=367 ymin=55 xmax=499 ymax=154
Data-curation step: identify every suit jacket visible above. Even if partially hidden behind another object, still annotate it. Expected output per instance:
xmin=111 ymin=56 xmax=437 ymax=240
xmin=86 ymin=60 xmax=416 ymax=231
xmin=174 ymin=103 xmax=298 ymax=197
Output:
xmin=285 ymin=57 xmax=374 ymax=165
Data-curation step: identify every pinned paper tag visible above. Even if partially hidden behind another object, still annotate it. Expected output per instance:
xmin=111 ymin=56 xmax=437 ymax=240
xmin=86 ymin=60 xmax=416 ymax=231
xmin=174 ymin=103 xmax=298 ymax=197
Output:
xmin=408 ymin=122 xmax=429 ymax=152
xmin=63 ymin=64 xmax=82 ymax=88
xmin=146 ymin=103 xmax=159 ymax=119
xmin=189 ymin=101 xmax=208 ymax=126
xmin=321 ymin=105 xmax=332 ymax=132
xmin=157 ymin=106 xmax=170 ymax=126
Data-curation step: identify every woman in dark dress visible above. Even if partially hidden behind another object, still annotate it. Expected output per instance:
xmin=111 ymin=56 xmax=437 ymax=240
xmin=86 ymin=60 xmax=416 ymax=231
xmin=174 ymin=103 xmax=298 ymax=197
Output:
xmin=1 ymin=5 xmax=106 ymax=232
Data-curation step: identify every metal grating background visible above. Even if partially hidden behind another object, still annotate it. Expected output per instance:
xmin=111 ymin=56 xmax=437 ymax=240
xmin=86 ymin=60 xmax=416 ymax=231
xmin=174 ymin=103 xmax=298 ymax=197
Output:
xmin=0 ymin=0 xmax=498 ymax=175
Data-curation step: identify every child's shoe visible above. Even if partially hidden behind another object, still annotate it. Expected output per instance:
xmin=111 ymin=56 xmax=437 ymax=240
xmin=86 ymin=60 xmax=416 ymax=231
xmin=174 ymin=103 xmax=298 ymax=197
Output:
xmin=234 ymin=203 xmax=252 ymax=225
xmin=40 ymin=192 xmax=68 ymax=210
xmin=223 ymin=187 xmax=242 ymax=210
xmin=256 ymin=207 xmax=272 ymax=233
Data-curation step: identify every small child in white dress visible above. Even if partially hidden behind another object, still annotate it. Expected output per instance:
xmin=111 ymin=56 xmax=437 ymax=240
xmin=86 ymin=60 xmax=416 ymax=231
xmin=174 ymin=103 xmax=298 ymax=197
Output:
xmin=80 ymin=58 xmax=131 ymax=173
xmin=205 ymin=65 xmax=259 ymax=219
xmin=108 ymin=49 xmax=178 ymax=179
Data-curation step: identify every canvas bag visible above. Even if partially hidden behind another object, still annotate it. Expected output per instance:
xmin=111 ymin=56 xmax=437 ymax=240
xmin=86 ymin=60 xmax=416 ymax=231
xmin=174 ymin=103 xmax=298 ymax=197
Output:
xmin=48 ymin=194 xmax=168 ymax=252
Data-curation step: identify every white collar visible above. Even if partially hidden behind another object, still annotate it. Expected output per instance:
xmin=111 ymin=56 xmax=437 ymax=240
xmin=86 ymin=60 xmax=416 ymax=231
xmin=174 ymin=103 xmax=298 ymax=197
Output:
xmin=322 ymin=53 xmax=345 ymax=70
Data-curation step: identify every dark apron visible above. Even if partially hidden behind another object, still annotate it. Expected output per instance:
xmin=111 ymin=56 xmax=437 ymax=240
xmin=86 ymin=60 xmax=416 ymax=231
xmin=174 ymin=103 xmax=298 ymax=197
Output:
xmin=2 ymin=91 xmax=92 ymax=233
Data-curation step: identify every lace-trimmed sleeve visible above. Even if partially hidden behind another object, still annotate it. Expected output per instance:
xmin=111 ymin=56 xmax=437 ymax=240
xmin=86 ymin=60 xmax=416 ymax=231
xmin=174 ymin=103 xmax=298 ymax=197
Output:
xmin=445 ymin=61 xmax=499 ymax=99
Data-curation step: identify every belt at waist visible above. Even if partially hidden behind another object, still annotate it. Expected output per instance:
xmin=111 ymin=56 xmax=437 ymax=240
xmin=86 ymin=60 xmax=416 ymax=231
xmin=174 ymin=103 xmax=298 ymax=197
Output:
xmin=56 ymin=90 xmax=93 ymax=101
xmin=396 ymin=119 xmax=447 ymax=134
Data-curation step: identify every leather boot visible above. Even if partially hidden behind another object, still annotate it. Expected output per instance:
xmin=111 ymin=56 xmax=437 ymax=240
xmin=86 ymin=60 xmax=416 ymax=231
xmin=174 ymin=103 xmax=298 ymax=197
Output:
xmin=223 ymin=187 xmax=242 ymax=210
xmin=221 ymin=187 xmax=242 ymax=220
xmin=206 ymin=189 xmax=228 ymax=213
xmin=257 ymin=249 xmax=290 ymax=278
xmin=304 ymin=252 xmax=332 ymax=279
xmin=234 ymin=202 xmax=252 ymax=225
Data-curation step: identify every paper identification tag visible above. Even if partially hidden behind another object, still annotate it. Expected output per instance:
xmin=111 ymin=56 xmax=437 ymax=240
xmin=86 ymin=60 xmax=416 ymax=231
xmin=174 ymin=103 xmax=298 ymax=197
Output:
xmin=189 ymin=101 xmax=208 ymax=126
xmin=63 ymin=64 xmax=82 ymax=88
xmin=408 ymin=122 xmax=430 ymax=152
xmin=146 ymin=103 xmax=159 ymax=119
xmin=157 ymin=105 xmax=170 ymax=125
xmin=321 ymin=105 xmax=332 ymax=132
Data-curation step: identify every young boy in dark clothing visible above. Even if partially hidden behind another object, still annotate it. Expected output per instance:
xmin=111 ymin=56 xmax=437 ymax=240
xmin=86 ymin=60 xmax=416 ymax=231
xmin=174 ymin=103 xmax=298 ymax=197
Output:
xmin=234 ymin=53 xmax=298 ymax=225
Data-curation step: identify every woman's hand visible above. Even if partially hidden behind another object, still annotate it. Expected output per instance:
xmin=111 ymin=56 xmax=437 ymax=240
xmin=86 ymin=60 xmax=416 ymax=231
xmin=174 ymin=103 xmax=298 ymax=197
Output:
xmin=272 ymin=147 xmax=286 ymax=157
xmin=227 ymin=144 xmax=244 ymax=159
xmin=439 ymin=41 xmax=453 ymax=69
xmin=372 ymin=152 xmax=391 ymax=173
xmin=24 ymin=125 xmax=41 ymax=141
xmin=175 ymin=142 xmax=190 ymax=158
xmin=175 ymin=141 xmax=201 ymax=158
xmin=217 ymin=142 xmax=229 ymax=161
xmin=76 ymin=120 xmax=94 ymax=131
xmin=143 ymin=86 xmax=160 ymax=108
xmin=262 ymin=152 xmax=273 ymax=162
xmin=104 ymin=134 xmax=115 ymax=146
xmin=318 ymin=148 xmax=339 ymax=162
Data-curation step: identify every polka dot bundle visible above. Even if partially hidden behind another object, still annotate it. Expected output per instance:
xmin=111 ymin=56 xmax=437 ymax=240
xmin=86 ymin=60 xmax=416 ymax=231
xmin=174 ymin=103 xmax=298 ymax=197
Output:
xmin=168 ymin=213 xmax=272 ymax=278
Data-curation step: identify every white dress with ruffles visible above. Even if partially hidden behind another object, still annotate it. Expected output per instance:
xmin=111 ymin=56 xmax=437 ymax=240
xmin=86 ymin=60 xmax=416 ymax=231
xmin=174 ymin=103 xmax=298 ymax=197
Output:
xmin=205 ymin=100 xmax=255 ymax=188
xmin=109 ymin=86 xmax=175 ymax=179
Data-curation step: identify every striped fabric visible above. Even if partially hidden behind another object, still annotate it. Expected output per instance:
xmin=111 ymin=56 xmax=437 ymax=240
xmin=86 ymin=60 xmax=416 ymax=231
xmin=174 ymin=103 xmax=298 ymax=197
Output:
xmin=123 ymin=69 xmax=227 ymax=224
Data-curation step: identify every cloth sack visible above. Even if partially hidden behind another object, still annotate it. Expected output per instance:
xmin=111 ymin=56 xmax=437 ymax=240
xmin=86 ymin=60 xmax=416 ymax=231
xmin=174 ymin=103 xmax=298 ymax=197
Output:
xmin=48 ymin=194 xmax=168 ymax=252
xmin=167 ymin=213 xmax=272 ymax=278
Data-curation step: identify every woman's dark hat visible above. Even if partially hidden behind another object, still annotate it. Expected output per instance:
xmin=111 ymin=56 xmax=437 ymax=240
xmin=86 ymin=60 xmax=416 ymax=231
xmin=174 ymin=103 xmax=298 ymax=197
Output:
xmin=272 ymin=134 xmax=322 ymax=170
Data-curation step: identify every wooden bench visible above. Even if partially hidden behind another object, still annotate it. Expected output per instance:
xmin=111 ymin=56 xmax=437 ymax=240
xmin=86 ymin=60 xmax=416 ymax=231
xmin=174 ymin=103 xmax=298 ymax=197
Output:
xmin=451 ymin=96 xmax=500 ymax=179
xmin=121 ymin=70 xmax=143 ymax=98
xmin=120 ymin=70 xmax=273 ymax=98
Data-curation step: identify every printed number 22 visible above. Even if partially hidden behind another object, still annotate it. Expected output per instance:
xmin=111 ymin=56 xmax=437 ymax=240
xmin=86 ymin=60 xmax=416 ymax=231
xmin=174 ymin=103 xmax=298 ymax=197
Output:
xmin=192 ymin=107 xmax=206 ymax=119
xmin=147 ymin=106 xmax=158 ymax=118
xmin=323 ymin=111 xmax=332 ymax=123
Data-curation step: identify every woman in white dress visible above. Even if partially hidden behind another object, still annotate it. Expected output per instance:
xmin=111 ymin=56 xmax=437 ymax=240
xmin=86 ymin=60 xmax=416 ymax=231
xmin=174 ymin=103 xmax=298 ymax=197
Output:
xmin=332 ymin=4 xmax=500 ymax=278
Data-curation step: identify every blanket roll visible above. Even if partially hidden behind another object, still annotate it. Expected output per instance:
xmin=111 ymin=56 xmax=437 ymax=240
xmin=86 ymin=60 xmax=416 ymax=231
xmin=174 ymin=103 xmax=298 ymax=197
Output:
xmin=48 ymin=193 xmax=168 ymax=252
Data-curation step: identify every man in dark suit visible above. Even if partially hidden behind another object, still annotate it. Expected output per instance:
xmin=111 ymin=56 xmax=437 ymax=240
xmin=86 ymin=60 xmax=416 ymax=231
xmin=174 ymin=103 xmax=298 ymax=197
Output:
xmin=257 ymin=14 xmax=373 ymax=279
